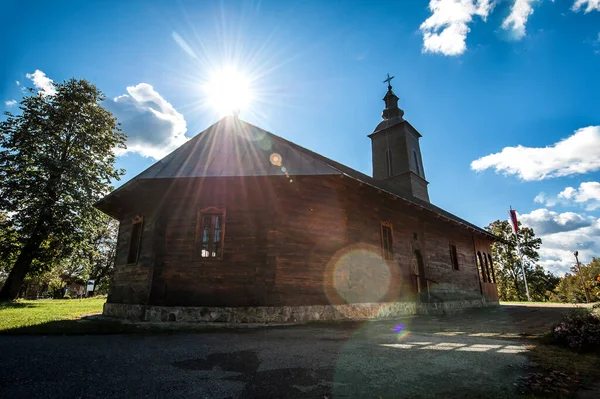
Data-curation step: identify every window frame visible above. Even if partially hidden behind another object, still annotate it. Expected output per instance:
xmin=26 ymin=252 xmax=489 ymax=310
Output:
xmin=413 ymin=149 xmax=421 ymax=176
xmin=449 ymin=243 xmax=459 ymax=271
xmin=127 ymin=216 xmax=144 ymax=265
xmin=477 ymin=251 xmax=487 ymax=282
xmin=487 ymin=253 xmax=496 ymax=283
xmin=380 ymin=221 xmax=394 ymax=261
xmin=195 ymin=207 xmax=226 ymax=260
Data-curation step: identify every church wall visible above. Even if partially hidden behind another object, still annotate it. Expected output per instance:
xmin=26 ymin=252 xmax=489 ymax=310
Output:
xmin=108 ymin=209 xmax=155 ymax=305
xmin=421 ymin=221 xmax=482 ymax=300
xmin=265 ymin=175 xmax=351 ymax=306
xmin=269 ymin=175 xmax=489 ymax=307
xmin=146 ymin=178 xmax=278 ymax=307
xmin=107 ymin=176 xmax=496 ymax=308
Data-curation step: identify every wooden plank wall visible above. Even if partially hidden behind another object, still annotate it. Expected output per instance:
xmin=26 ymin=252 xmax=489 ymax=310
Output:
xmin=148 ymin=178 xmax=278 ymax=307
xmin=107 ymin=175 xmax=497 ymax=307
xmin=109 ymin=210 xmax=155 ymax=304
xmin=271 ymin=175 xmax=489 ymax=306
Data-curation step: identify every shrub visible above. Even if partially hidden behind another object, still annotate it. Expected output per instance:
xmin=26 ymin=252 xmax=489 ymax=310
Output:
xmin=551 ymin=309 xmax=600 ymax=353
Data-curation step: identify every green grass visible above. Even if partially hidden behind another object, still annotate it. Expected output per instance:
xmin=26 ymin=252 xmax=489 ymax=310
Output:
xmin=0 ymin=297 xmax=137 ymax=334
xmin=0 ymin=297 xmax=229 ymax=335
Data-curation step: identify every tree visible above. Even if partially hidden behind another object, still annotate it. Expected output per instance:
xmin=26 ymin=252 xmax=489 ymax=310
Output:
xmin=0 ymin=212 xmax=20 ymax=289
xmin=485 ymin=220 xmax=557 ymax=301
xmin=0 ymin=79 xmax=125 ymax=300
xmin=62 ymin=210 xmax=118 ymax=293
xmin=551 ymin=258 xmax=600 ymax=303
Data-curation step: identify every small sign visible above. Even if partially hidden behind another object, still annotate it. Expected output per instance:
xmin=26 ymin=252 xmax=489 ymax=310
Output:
xmin=86 ymin=280 xmax=95 ymax=292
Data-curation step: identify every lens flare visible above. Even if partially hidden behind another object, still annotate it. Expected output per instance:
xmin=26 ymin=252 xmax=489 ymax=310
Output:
xmin=324 ymin=244 xmax=395 ymax=311
xmin=269 ymin=153 xmax=282 ymax=166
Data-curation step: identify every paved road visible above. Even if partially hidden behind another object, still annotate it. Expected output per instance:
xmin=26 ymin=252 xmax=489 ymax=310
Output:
xmin=0 ymin=305 xmax=543 ymax=399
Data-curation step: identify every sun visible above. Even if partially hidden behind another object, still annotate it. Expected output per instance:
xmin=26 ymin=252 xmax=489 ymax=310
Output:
xmin=203 ymin=66 xmax=254 ymax=117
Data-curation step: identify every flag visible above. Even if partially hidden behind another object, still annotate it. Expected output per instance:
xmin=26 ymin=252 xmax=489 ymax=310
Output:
xmin=508 ymin=209 xmax=518 ymax=235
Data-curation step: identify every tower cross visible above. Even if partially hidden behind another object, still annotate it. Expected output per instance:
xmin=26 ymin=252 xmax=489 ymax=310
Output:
xmin=383 ymin=73 xmax=395 ymax=88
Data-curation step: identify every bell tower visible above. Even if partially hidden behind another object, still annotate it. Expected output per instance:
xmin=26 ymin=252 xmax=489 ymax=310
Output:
xmin=368 ymin=74 xmax=430 ymax=202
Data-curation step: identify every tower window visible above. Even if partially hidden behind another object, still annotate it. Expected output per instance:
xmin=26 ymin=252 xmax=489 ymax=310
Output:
xmin=380 ymin=222 xmax=394 ymax=260
xmin=413 ymin=150 xmax=420 ymax=175
xmin=385 ymin=150 xmax=393 ymax=177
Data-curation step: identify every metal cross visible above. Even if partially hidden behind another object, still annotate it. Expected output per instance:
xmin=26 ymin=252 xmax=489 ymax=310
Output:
xmin=383 ymin=73 xmax=395 ymax=87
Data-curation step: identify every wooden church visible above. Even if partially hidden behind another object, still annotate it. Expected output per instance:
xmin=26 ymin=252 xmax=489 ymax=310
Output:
xmin=97 ymin=78 xmax=500 ymax=322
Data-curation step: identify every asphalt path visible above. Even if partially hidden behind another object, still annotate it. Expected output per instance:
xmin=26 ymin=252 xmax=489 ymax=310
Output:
xmin=0 ymin=306 xmax=535 ymax=398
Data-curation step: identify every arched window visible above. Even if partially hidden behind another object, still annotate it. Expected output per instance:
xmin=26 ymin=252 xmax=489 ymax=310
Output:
xmin=477 ymin=252 xmax=486 ymax=283
xmin=413 ymin=150 xmax=420 ymax=175
xmin=483 ymin=254 xmax=491 ymax=283
xmin=487 ymin=253 xmax=496 ymax=283
xmin=385 ymin=150 xmax=393 ymax=177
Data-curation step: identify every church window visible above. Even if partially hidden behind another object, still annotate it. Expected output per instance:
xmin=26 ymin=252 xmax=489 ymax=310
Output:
xmin=413 ymin=150 xmax=420 ymax=175
xmin=449 ymin=244 xmax=459 ymax=271
xmin=127 ymin=216 xmax=143 ymax=264
xmin=477 ymin=252 xmax=487 ymax=282
xmin=487 ymin=253 xmax=496 ymax=283
xmin=483 ymin=253 xmax=492 ymax=283
xmin=385 ymin=150 xmax=393 ymax=176
xmin=196 ymin=208 xmax=226 ymax=259
xmin=380 ymin=222 xmax=394 ymax=260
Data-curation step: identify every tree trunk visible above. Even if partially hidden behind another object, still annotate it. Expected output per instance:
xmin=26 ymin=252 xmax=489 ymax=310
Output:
xmin=0 ymin=204 xmax=53 ymax=300
xmin=0 ymin=231 xmax=48 ymax=300
xmin=513 ymin=275 xmax=522 ymax=301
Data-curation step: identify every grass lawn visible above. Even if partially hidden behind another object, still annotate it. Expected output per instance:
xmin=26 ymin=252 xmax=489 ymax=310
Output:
xmin=0 ymin=297 xmax=142 ymax=334
xmin=0 ymin=297 xmax=106 ymax=330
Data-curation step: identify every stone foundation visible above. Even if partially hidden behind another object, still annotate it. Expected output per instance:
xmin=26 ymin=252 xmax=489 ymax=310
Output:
xmin=103 ymin=298 xmax=497 ymax=323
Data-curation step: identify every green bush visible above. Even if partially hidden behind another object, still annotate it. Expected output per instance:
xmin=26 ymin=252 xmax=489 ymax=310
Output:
xmin=551 ymin=309 xmax=600 ymax=353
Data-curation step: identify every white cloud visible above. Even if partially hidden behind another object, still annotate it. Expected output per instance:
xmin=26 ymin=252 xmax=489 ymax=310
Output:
xmin=533 ymin=192 xmax=557 ymax=207
xmin=25 ymin=70 xmax=56 ymax=96
xmin=4 ymin=100 xmax=17 ymax=107
xmin=105 ymin=83 xmax=188 ymax=160
xmin=532 ymin=183 xmax=600 ymax=210
xmin=501 ymin=0 xmax=537 ymax=39
xmin=572 ymin=0 xmax=600 ymax=13
xmin=519 ymin=208 xmax=600 ymax=275
xmin=471 ymin=126 xmax=600 ymax=180
xmin=420 ymin=0 xmax=495 ymax=56
xmin=519 ymin=208 xmax=591 ymax=235
xmin=559 ymin=182 xmax=600 ymax=210
xmin=558 ymin=186 xmax=576 ymax=200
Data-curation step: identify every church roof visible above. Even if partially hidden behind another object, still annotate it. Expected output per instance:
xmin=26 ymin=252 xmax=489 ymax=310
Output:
xmin=96 ymin=116 xmax=498 ymax=241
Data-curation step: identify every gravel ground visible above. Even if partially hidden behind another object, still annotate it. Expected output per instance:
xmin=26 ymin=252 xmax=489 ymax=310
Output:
xmin=0 ymin=305 xmax=537 ymax=399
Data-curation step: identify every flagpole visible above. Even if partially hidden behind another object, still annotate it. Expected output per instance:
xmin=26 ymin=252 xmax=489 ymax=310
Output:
xmin=516 ymin=236 xmax=531 ymax=302
xmin=509 ymin=206 xmax=531 ymax=302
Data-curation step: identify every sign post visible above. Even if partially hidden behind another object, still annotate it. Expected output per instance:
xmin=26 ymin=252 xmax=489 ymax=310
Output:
xmin=86 ymin=280 xmax=95 ymax=297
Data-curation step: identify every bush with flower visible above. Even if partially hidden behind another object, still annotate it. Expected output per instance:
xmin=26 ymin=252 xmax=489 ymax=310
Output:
xmin=551 ymin=309 xmax=600 ymax=353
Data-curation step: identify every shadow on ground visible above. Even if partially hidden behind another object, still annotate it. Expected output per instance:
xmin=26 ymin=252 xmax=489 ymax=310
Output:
xmin=0 ymin=304 xmax=597 ymax=398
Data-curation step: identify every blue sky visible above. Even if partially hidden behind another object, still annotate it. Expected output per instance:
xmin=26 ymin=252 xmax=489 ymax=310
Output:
xmin=1 ymin=0 xmax=599 ymax=275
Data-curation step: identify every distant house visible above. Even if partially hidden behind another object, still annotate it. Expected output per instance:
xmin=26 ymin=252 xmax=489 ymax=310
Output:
xmin=96 ymin=81 xmax=500 ymax=322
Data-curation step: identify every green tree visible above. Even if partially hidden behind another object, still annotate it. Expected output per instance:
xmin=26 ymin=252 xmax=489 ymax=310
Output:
xmin=62 ymin=210 xmax=118 ymax=293
xmin=485 ymin=220 xmax=556 ymax=301
xmin=0 ymin=212 xmax=20 ymax=288
xmin=551 ymin=258 xmax=600 ymax=303
xmin=0 ymin=79 xmax=125 ymax=300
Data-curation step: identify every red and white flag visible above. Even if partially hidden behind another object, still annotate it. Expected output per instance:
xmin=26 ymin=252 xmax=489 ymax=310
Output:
xmin=508 ymin=209 xmax=519 ymax=235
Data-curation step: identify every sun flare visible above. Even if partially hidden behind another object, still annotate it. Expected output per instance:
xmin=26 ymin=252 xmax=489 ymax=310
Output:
xmin=203 ymin=67 xmax=253 ymax=116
